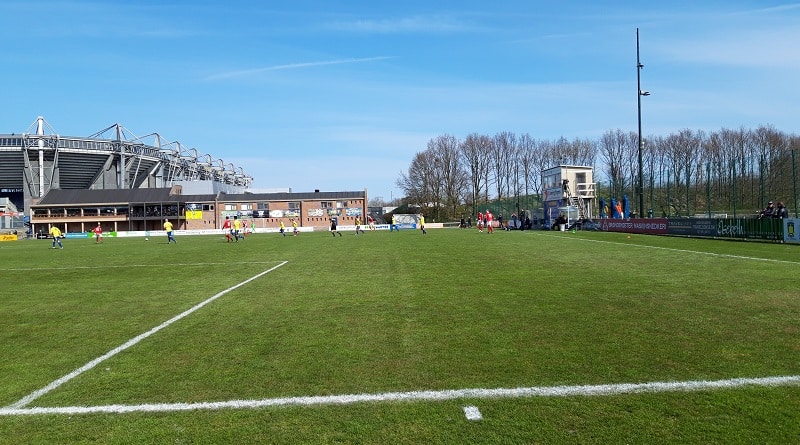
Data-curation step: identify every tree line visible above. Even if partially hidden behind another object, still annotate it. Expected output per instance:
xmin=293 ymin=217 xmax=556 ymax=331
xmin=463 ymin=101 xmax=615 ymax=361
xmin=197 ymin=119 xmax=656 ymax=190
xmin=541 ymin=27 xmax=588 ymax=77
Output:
xmin=396 ymin=125 xmax=800 ymax=221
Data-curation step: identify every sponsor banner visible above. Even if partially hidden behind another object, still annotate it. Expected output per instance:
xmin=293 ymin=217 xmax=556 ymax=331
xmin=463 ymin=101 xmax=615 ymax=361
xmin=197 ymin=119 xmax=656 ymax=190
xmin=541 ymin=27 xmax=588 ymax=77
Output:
xmin=784 ymin=219 xmax=800 ymax=243
xmin=252 ymin=210 xmax=269 ymax=218
xmin=715 ymin=218 xmax=781 ymax=240
xmin=308 ymin=208 xmax=324 ymax=217
xmin=0 ymin=234 xmax=18 ymax=241
xmin=393 ymin=223 xmax=416 ymax=230
xmin=599 ymin=218 xmax=668 ymax=234
xmin=667 ymin=218 xmax=717 ymax=237
xmin=185 ymin=210 xmax=203 ymax=220
xmin=65 ymin=232 xmax=90 ymax=239
xmin=345 ymin=207 xmax=362 ymax=216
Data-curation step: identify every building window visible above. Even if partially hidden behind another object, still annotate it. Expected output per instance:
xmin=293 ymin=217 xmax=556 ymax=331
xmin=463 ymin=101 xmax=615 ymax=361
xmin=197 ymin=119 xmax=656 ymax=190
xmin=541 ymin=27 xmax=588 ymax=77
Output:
xmin=202 ymin=204 xmax=214 ymax=211
xmin=321 ymin=201 xmax=332 ymax=209
xmin=257 ymin=202 xmax=269 ymax=210
xmin=224 ymin=204 xmax=237 ymax=211
xmin=288 ymin=202 xmax=300 ymax=210
xmin=240 ymin=204 xmax=252 ymax=210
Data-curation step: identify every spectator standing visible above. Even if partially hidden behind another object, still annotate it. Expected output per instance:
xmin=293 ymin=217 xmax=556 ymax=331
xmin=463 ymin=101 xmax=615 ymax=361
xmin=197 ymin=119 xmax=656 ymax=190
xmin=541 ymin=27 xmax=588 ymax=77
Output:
xmin=759 ymin=201 xmax=776 ymax=219
xmin=775 ymin=201 xmax=789 ymax=219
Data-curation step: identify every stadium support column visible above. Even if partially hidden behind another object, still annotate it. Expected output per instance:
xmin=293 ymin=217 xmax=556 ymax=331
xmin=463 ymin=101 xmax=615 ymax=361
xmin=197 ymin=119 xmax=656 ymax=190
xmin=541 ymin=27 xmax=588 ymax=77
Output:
xmin=37 ymin=117 xmax=45 ymax=197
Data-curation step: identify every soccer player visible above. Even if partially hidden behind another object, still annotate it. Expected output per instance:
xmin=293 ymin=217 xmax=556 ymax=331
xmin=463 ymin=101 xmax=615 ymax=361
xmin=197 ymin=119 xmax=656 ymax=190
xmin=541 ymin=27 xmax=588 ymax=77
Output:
xmin=477 ymin=212 xmax=483 ymax=232
xmin=164 ymin=219 xmax=176 ymax=244
xmin=222 ymin=216 xmax=232 ymax=242
xmin=355 ymin=217 xmax=363 ymax=235
xmin=486 ymin=210 xmax=494 ymax=234
xmin=93 ymin=223 xmax=104 ymax=244
xmin=330 ymin=216 xmax=342 ymax=236
xmin=419 ymin=214 xmax=427 ymax=235
xmin=368 ymin=215 xmax=375 ymax=231
xmin=232 ymin=216 xmax=242 ymax=241
xmin=49 ymin=225 xmax=64 ymax=249
xmin=292 ymin=218 xmax=299 ymax=236
xmin=279 ymin=220 xmax=286 ymax=237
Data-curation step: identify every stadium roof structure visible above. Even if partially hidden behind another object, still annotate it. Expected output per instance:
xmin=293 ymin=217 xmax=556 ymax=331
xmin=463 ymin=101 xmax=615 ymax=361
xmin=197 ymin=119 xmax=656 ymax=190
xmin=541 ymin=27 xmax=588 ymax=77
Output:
xmin=0 ymin=116 xmax=252 ymax=211
xmin=33 ymin=188 xmax=367 ymax=207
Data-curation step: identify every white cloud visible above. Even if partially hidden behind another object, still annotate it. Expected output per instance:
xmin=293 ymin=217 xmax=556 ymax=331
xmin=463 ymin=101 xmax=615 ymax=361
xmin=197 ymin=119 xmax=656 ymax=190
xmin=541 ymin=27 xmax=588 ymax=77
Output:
xmin=325 ymin=15 xmax=475 ymax=33
xmin=205 ymin=56 xmax=395 ymax=80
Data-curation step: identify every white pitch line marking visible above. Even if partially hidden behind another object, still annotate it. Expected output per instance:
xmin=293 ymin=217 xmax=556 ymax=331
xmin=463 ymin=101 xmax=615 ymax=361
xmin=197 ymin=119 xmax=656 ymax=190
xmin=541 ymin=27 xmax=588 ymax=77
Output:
xmin=463 ymin=405 xmax=482 ymax=421
xmin=0 ymin=262 xmax=278 ymax=272
xmin=6 ymin=261 xmax=288 ymax=409
xmin=1 ymin=375 xmax=797 ymax=416
xmin=545 ymin=233 xmax=800 ymax=265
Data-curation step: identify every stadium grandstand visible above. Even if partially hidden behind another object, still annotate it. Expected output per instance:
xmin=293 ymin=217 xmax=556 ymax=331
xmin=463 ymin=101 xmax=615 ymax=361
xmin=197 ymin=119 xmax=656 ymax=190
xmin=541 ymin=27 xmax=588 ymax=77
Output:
xmin=0 ymin=116 xmax=252 ymax=217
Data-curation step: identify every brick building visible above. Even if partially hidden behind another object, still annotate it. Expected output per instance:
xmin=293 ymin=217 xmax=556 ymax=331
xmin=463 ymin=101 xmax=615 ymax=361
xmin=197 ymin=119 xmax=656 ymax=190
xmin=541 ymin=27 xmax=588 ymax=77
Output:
xmin=29 ymin=186 xmax=367 ymax=236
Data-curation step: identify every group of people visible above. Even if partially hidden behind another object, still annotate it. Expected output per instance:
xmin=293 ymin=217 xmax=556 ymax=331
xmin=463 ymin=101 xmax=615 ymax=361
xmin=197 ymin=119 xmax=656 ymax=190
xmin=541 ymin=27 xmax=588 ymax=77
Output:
xmin=758 ymin=201 xmax=789 ymax=219
xmin=47 ymin=223 xmax=104 ymax=249
xmin=476 ymin=210 xmax=496 ymax=233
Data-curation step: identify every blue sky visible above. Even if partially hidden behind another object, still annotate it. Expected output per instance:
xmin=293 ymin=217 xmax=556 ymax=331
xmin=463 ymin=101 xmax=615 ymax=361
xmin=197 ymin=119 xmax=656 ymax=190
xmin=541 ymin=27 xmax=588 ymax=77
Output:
xmin=2 ymin=1 xmax=799 ymax=202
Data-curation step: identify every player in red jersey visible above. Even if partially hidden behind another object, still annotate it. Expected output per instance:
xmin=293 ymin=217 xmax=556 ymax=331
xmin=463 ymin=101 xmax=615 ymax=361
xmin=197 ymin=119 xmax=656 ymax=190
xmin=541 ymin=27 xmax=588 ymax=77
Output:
xmin=93 ymin=223 xmax=104 ymax=243
xmin=222 ymin=216 xmax=233 ymax=242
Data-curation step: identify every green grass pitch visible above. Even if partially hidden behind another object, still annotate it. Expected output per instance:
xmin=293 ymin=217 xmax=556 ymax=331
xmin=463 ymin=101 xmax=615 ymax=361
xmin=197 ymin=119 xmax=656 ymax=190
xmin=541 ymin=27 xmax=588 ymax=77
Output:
xmin=0 ymin=228 xmax=798 ymax=444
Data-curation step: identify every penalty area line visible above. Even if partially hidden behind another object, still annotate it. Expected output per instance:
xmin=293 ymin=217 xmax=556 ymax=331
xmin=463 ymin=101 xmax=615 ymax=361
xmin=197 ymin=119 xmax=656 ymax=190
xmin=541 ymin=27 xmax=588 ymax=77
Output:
xmin=5 ymin=261 xmax=288 ymax=410
xmin=1 ymin=375 xmax=798 ymax=416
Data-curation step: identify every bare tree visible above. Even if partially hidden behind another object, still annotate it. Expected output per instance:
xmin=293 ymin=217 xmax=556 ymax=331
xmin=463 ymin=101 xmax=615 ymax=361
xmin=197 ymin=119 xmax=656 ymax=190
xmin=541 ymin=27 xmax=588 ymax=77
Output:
xmin=598 ymin=129 xmax=635 ymax=198
xmin=459 ymin=133 xmax=492 ymax=218
xmin=492 ymin=131 xmax=516 ymax=201
xmin=396 ymin=148 xmax=437 ymax=208
xmin=430 ymin=134 xmax=467 ymax=219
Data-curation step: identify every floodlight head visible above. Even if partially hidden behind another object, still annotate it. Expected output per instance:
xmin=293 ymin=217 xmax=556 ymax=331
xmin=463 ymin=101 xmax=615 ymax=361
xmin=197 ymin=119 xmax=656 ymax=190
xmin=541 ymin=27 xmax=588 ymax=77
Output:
xmin=640 ymin=90 xmax=651 ymax=96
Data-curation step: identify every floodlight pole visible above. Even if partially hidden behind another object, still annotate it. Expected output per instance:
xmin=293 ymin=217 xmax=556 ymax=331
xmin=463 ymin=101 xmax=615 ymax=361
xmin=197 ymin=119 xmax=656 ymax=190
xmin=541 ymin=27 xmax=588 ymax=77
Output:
xmin=636 ymin=28 xmax=647 ymax=218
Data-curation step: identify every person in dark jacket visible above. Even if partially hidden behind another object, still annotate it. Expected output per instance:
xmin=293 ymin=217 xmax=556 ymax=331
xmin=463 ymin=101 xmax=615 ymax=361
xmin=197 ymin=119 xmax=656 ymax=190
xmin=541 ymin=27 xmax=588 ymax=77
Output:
xmin=774 ymin=201 xmax=789 ymax=219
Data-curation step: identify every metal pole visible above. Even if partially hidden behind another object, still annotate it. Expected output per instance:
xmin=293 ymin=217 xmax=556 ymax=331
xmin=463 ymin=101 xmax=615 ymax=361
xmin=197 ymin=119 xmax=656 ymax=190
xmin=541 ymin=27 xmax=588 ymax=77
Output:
xmin=636 ymin=28 xmax=646 ymax=219
xmin=706 ymin=162 xmax=711 ymax=218
xmin=793 ymin=148 xmax=798 ymax=217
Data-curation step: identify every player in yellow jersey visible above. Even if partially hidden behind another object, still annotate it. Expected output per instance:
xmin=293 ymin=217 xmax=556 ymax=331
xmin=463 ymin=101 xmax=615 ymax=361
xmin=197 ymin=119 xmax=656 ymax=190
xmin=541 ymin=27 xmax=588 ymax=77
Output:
xmin=232 ymin=216 xmax=242 ymax=242
xmin=164 ymin=219 xmax=176 ymax=244
xmin=49 ymin=225 xmax=64 ymax=249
